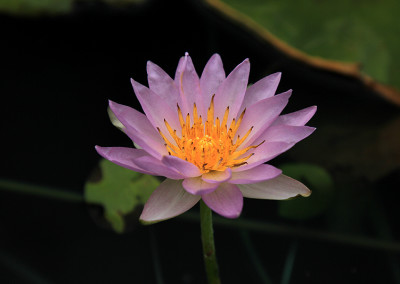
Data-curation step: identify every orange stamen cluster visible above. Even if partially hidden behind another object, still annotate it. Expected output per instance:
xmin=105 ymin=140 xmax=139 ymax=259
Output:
xmin=157 ymin=95 xmax=263 ymax=174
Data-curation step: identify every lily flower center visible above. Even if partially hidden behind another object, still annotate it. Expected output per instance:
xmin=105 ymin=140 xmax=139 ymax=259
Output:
xmin=158 ymin=95 xmax=263 ymax=174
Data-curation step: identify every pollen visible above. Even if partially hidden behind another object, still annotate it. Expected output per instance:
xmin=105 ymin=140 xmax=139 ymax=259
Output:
xmin=157 ymin=95 xmax=263 ymax=174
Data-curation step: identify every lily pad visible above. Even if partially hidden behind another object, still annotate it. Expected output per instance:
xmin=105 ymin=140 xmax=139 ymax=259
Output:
xmin=0 ymin=0 xmax=73 ymax=15
xmin=205 ymin=0 xmax=400 ymax=106
xmin=0 ymin=0 xmax=147 ymax=16
xmin=84 ymin=158 xmax=160 ymax=233
xmin=278 ymin=163 xmax=334 ymax=220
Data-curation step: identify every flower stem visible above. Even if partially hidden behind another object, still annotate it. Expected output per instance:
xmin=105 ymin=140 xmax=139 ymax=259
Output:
xmin=200 ymin=200 xmax=221 ymax=284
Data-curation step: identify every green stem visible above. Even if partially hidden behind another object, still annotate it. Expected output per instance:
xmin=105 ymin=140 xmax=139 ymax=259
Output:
xmin=200 ymin=200 xmax=221 ymax=284
xmin=0 ymin=179 xmax=84 ymax=203
xmin=181 ymin=212 xmax=400 ymax=253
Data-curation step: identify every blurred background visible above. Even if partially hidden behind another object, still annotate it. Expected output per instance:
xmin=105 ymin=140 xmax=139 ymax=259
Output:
xmin=1 ymin=0 xmax=399 ymax=283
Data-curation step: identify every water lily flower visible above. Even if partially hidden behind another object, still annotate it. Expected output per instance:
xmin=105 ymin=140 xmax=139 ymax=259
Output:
xmin=96 ymin=53 xmax=316 ymax=223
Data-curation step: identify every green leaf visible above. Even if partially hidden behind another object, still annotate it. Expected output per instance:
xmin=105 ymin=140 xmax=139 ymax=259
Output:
xmin=0 ymin=0 xmax=148 ymax=16
xmin=84 ymin=159 xmax=160 ymax=233
xmin=0 ymin=0 xmax=73 ymax=15
xmin=278 ymin=163 xmax=334 ymax=220
xmin=207 ymin=0 xmax=400 ymax=105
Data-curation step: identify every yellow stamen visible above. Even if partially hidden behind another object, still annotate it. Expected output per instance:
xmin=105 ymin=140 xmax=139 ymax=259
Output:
xmin=232 ymin=109 xmax=245 ymax=135
xmin=207 ymin=95 xmax=215 ymax=124
xmin=221 ymin=106 xmax=229 ymax=133
xmin=177 ymin=104 xmax=184 ymax=129
xmin=157 ymin=127 xmax=179 ymax=154
xmin=157 ymin=97 xmax=260 ymax=173
xmin=164 ymin=119 xmax=180 ymax=147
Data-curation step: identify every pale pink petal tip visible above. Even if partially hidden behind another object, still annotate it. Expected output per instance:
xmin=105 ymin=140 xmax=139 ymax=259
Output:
xmin=239 ymin=72 xmax=282 ymax=112
xmin=202 ymin=183 xmax=243 ymax=218
xmin=140 ymin=179 xmax=201 ymax=224
xmin=273 ymin=105 xmax=317 ymax=127
xmin=238 ymin=174 xmax=311 ymax=200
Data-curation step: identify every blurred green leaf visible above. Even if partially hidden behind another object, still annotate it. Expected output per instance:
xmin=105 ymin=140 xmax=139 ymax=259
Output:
xmin=0 ymin=0 xmax=73 ymax=15
xmin=208 ymin=0 xmax=400 ymax=105
xmin=84 ymin=159 xmax=160 ymax=233
xmin=278 ymin=163 xmax=334 ymax=220
xmin=0 ymin=0 xmax=147 ymax=16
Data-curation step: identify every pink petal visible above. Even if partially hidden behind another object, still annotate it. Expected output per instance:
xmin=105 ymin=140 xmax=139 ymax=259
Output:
xmin=272 ymin=106 xmax=317 ymax=127
xmin=183 ymin=57 xmax=201 ymax=118
xmin=236 ymin=90 xmax=292 ymax=149
xmin=109 ymin=100 xmax=167 ymax=159
xmin=232 ymin=142 xmax=294 ymax=172
xmin=201 ymin=168 xmax=232 ymax=183
xmin=131 ymin=79 xmax=181 ymax=140
xmin=182 ymin=177 xmax=219 ymax=195
xmin=202 ymin=183 xmax=243 ymax=218
xmin=174 ymin=55 xmax=187 ymax=114
xmin=140 ymin=179 xmax=201 ymax=224
xmin=214 ymin=59 xmax=250 ymax=126
xmin=95 ymin=146 xmax=154 ymax=175
xmin=252 ymin=125 xmax=316 ymax=145
xmin=239 ymin=72 xmax=281 ymax=114
xmin=147 ymin=61 xmax=180 ymax=110
xmin=238 ymin=174 xmax=311 ymax=199
xmin=229 ymin=164 xmax=282 ymax=184
xmin=161 ymin=155 xmax=201 ymax=178
xmin=199 ymin=54 xmax=225 ymax=118
xmin=174 ymin=54 xmax=186 ymax=82
xmin=133 ymin=156 xmax=184 ymax=180
xmin=174 ymin=53 xmax=200 ymax=117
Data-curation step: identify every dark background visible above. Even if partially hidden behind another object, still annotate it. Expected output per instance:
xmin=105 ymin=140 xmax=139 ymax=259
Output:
xmin=1 ymin=0 xmax=399 ymax=283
